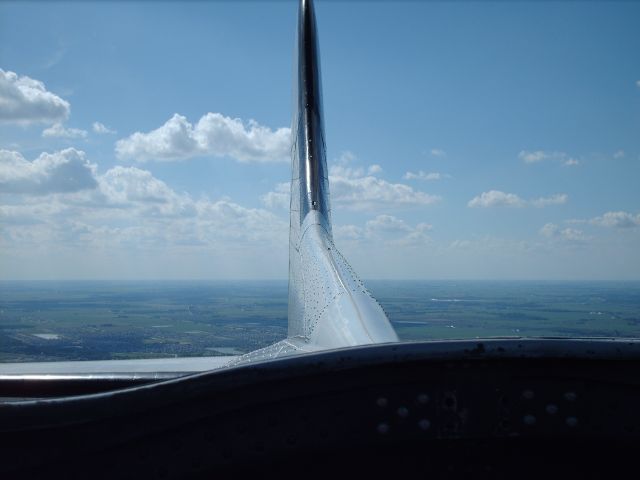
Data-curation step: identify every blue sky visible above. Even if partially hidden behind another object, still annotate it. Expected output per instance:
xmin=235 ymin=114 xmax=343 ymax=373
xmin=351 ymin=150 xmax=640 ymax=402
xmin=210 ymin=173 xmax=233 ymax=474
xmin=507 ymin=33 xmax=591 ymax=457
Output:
xmin=1 ymin=1 xmax=639 ymax=280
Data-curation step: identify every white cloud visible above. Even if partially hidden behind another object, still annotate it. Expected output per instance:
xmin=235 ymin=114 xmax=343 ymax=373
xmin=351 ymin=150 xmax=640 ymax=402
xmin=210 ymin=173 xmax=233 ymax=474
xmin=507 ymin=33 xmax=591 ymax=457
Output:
xmin=336 ymin=151 xmax=356 ymax=165
xmin=260 ymin=182 xmax=289 ymax=209
xmin=403 ymin=171 xmax=450 ymax=181
xmin=469 ymin=190 xmax=568 ymax=208
xmin=0 ymin=148 xmax=97 ymax=195
xmin=333 ymin=224 xmax=364 ymax=241
xmin=42 ymin=123 xmax=88 ymax=139
xmin=1 ymin=149 xmax=287 ymax=257
xmin=468 ymin=190 xmax=526 ymax=208
xmin=365 ymin=214 xmax=412 ymax=234
xmin=329 ymin=163 xmax=441 ymax=211
xmin=560 ymin=228 xmax=587 ymax=241
xmin=589 ymin=211 xmax=640 ymax=229
xmin=0 ymin=69 xmax=70 ymax=125
xmin=115 ymin=113 xmax=290 ymax=163
xmin=613 ymin=150 xmax=625 ymax=159
xmin=99 ymin=166 xmax=186 ymax=207
xmin=335 ymin=215 xmax=431 ymax=247
xmin=368 ymin=164 xmax=382 ymax=175
xmin=430 ymin=148 xmax=446 ymax=157
xmin=329 ymin=164 xmax=365 ymax=179
xmin=365 ymin=215 xmax=431 ymax=247
xmin=636 ymin=80 xmax=640 ymax=88
xmin=531 ymin=193 xmax=568 ymax=208
xmin=86 ymin=166 xmax=285 ymax=245
xmin=539 ymin=223 xmax=559 ymax=238
xmin=518 ymin=150 xmax=579 ymax=167
xmin=519 ymin=150 xmax=548 ymax=163
xmin=539 ymin=223 xmax=587 ymax=242
xmin=92 ymin=122 xmax=116 ymax=135
xmin=263 ymin=157 xmax=440 ymax=212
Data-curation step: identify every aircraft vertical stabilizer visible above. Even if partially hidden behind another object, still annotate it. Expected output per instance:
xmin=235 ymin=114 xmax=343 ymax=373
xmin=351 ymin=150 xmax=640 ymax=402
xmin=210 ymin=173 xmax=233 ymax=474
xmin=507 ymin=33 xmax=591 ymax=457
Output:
xmin=287 ymin=0 xmax=397 ymax=349
xmin=229 ymin=0 xmax=397 ymax=366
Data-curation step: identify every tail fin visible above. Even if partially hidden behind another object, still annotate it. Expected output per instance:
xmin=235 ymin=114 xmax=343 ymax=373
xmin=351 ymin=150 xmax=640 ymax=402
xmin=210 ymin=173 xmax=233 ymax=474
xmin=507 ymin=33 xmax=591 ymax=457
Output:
xmin=228 ymin=0 xmax=397 ymax=367
xmin=287 ymin=0 xmax=398 ymax=348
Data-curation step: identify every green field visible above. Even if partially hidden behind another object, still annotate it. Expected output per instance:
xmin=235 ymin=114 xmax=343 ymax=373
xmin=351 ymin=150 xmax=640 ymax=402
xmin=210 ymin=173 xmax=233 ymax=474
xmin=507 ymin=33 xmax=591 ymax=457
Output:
xmin=1 ymin=280 xmax=639 ymax=363
xmin=369 ymin=281 xmax=640 ymax=341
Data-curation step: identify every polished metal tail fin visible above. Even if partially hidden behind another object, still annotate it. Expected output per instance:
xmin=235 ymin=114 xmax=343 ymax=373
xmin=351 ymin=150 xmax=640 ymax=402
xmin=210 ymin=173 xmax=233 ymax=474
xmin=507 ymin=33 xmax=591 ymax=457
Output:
xmin=286 ymin=0 xmax=397 ymax=350
xmin=229 ymin=0 xmax=396 ymax=367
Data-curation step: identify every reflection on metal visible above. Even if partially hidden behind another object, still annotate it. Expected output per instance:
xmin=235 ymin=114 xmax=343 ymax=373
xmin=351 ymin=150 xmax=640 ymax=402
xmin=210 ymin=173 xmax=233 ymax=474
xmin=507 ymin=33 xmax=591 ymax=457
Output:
xmin=231 ymin=0 xmax=397 ymax=367
xmin=0 ymin=357 xmax=235 ymax=375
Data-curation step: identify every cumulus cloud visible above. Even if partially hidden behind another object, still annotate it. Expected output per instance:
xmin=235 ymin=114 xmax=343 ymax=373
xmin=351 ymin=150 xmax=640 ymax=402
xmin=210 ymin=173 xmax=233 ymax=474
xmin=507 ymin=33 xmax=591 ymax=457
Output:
xmin=468 ymin=190 xmax=568 ymax=209
xmin=370 ymin=218 xmax=431 ymax=246
xmin=42 ymin=123 xmax=88 ymax=139
xmin=430 ymin=148 xmax=446 ymax=157
xmin=335 ymin=215 xmax=431 ymax=247
xmin=87 ymin=166 xmax=285 ymax=244
xmin=365 ymin=214 xmax=413 ymax=234
xmin=92 ymin=122 xmax=116 ymax=135
xmin=335 ymin=151 xmax=356 ymax=165
xmin=518 ymin=150 xmax=579 ymax=167
xmin=539 ymin=223 xmax=558 ymax=238
xmin=0 ymin=69 xmax=70 ymax=124
xmin=468 ymin=190 xmax=525 ymax=208
xmin=518 ymin=151 xmax=548 ymax=163
xmin=403 ymin=171 xmax=450 ymax=181
xmin=562 ymin=229 xmax=587 ymax=242
xmin=115 ymin=113 xmax=290 ymax=163
xmin=0 ymin=148 xmax=97 ymax=195
xmin=329 ymin=163 xmax=441 ymax=211
xmin=99 ymin=166 xmax=186 ymax=207
xmin=263 ymin=159 xmax=440 ymax=212
xmin=1 ymin=149 xmax=287 ymax=255
xmin=539 ymin=223 xmax=587 ymax=242
xmin=589 ymin=211 xmax=640 ymax=229
xmin=260 ymin=182 xmax=289 ymax=209
xmin=333 ymin=224 xmax=364 ymax=241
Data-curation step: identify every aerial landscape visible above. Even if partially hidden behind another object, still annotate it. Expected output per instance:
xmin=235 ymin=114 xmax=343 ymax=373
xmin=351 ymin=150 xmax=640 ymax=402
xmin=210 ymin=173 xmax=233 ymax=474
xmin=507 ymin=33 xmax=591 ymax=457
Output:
xmin=1 ymin=2 xmax=639 ymax=365
xmin=1 ymin=280 xmax=639 ymax=363
xmin=2 ymin=3 xmax=640 ymax=479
